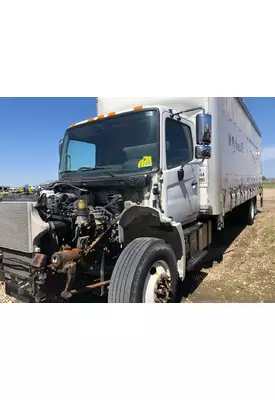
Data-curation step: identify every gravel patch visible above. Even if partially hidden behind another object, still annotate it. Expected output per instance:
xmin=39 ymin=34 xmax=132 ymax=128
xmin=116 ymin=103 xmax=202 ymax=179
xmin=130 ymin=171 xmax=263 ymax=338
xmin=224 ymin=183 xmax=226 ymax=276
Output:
xmin=0 ymin=282 xmax=21 ymax=303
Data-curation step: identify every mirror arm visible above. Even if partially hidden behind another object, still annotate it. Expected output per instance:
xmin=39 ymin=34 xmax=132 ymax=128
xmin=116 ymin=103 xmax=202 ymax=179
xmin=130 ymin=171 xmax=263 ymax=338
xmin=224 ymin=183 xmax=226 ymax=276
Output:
xmin=182 ymin=107 xmax=205 ymax=114
xmin=170 ymin=107 xmax=205 ymax=118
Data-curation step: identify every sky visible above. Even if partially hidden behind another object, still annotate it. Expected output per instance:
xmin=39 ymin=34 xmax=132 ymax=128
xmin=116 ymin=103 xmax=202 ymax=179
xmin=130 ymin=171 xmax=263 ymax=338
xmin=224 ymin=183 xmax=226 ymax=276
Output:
xmin=0 ymin=97 xmax=273 ymax=186
xmin=242 ymin=97 xmax=275 ymax=178
xmin=0 ymin=98 xmax=97 ymax=186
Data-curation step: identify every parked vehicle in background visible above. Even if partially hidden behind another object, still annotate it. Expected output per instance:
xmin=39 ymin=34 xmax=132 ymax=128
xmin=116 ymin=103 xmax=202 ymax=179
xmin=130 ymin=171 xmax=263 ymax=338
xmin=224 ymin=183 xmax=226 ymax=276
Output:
xmin=0 ymin=97 xmax=262 ymax=303
xmin=0 ymin=186 xmax=10 ymax=192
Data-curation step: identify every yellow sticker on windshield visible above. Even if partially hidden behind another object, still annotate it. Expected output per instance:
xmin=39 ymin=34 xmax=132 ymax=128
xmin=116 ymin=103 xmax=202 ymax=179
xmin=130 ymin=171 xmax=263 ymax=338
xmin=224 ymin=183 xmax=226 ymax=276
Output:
xmin=138 ymin=156 xmax=153 ymax=168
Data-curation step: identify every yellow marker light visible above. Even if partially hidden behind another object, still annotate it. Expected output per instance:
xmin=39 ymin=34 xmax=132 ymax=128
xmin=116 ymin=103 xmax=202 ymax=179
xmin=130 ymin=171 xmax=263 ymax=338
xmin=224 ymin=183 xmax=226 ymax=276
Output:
xmin=88 ymin=118 xmax=94 ymax=123
xmin=108 ymin=112 xmax=116 ymax=117
xmin=98 ymin=114 xmax=105 ymax=119
xmin=134 ymin=106 xmax=143 ymax=111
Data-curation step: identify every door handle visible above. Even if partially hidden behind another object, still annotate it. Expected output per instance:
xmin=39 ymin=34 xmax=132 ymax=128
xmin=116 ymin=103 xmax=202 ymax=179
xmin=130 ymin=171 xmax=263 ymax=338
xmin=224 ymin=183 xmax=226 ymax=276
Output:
xmin=178 ymin=168 xmax=184 ymax=182
xmin=192 ymin=181 xmax=198 ymax=186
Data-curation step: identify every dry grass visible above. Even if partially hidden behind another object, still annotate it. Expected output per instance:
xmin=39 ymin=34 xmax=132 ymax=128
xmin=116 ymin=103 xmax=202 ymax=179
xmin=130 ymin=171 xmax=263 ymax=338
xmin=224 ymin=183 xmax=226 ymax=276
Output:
xmin=263 ymin=183 xmax=275 ymax=189
xmin=182 ymin=189 xmax=275 ymax=303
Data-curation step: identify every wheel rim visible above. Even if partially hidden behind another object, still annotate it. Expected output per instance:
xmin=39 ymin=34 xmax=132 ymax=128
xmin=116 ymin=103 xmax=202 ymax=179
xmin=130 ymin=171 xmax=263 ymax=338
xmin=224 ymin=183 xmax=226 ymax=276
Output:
xmin=250 ymin=201 xmax=255 ymax=220
xmin=142 ymin=261 xmax=172 ymax=303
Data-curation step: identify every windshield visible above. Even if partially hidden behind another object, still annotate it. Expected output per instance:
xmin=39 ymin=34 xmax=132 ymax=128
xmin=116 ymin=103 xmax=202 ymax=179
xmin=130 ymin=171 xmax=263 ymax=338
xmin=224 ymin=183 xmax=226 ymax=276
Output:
xmin=59 ymin=109 xmax=159 ymax=178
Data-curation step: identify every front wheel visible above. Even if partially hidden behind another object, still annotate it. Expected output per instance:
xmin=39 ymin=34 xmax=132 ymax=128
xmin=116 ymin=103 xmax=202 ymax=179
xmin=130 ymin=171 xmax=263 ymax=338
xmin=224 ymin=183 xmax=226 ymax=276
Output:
xmin=108 ymin=237 xmax=178 ymax=303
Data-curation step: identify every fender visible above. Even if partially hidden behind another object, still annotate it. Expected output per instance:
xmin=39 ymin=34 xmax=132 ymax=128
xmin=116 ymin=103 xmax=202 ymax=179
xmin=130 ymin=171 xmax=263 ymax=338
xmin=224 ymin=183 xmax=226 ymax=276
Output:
xmin=118 ymin=205 xmax=186 ymax=279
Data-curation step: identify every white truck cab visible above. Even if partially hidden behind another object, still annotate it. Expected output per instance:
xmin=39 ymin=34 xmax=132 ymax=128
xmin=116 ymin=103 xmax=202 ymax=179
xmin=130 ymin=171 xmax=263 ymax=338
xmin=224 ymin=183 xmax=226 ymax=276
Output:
xmin=69 ymin=98 xmax=212 ymax=225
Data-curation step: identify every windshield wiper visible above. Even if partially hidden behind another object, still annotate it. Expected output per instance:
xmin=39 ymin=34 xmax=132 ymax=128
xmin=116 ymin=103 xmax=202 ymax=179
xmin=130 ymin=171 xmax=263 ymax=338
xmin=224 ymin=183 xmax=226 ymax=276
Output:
xmin=77 ymin=167 xmax=117 ymax=177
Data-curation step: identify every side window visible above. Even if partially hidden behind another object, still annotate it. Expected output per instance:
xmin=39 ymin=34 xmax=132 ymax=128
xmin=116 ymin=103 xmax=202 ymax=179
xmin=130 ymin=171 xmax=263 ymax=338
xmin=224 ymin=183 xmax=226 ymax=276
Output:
xmin=165 ymin=118 xmax=193 ymax=169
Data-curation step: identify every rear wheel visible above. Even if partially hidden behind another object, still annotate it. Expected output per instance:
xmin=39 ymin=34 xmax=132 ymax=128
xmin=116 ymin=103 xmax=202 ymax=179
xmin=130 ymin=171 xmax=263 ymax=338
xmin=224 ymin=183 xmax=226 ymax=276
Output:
xmin=246 ymin=197 xmax=256 ymax=226
xmin=108 ymin=237 xmax=178 ymax=303
xmin=232 ymin=197 xmax=256 ymax=226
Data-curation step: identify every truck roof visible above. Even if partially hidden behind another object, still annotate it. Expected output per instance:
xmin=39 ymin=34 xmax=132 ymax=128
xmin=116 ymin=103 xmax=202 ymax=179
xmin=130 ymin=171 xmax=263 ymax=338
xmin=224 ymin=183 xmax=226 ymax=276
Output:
xmin=68 ymin=98 xmax=262 ymax=138
xmin=236 ymin=97 xmax=261 ymax=137
xmin=68 ymin=104 xmax=161 ymax=129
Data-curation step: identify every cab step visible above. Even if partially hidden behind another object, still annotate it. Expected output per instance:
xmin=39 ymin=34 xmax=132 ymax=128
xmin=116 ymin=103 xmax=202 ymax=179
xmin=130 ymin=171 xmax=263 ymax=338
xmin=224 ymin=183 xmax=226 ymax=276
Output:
xmin=182 ymin=222 xmax=203 ymax=237
xmin=186 ymin=250 xmax=208 ymax=271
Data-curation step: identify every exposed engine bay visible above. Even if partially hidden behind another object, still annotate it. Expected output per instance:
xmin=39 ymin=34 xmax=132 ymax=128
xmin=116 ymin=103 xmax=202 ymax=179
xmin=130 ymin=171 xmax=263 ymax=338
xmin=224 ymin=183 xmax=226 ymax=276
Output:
xmin=0 ymin=180 xmax=146 ymax=302
xmin=38 ymin=185 xmax=124 ymax=254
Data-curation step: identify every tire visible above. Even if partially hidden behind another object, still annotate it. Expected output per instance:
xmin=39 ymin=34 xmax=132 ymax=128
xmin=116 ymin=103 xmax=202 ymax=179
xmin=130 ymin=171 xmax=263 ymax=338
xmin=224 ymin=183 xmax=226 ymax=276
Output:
xmin=232 ymin=198 xmax=256 ymax=226
xmin=254 ymin=197 xmax=258 ymax=215
xmin=246 ymin=197 xmax=256 ymax=226
xmin=108 ymin=237 xmax=178 ymax=303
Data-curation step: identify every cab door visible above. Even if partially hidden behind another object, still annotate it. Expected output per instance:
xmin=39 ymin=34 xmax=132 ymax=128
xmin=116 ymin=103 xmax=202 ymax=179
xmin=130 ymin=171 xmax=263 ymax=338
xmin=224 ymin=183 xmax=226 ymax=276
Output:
xmin=161 ymin=112 xmax=199 ymax=224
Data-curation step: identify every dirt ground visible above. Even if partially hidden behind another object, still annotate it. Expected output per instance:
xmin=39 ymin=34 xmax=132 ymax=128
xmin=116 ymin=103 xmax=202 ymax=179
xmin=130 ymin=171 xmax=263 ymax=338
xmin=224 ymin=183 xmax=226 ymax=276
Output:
xmin=180 ymin=188 xmax=275 ymax=303
xmin=1 ymin=188 xmax=275 ymax=303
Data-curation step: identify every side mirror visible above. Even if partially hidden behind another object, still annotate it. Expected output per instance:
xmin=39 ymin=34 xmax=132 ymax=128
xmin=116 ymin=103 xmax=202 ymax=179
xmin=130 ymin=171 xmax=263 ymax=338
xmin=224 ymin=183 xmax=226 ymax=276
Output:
xmin=195 ymin=145 xmax=212 ymax=160
xmin=59 ymin=139 xmax=64 ymax=157
xmin=196 ymin=113 xmax=212 ymax=145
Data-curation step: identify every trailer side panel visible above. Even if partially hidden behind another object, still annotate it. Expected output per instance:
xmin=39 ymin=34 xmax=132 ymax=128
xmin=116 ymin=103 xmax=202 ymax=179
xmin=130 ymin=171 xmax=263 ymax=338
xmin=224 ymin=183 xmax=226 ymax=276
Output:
xmin=207 ymin=97 xmax=262 ymax=216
